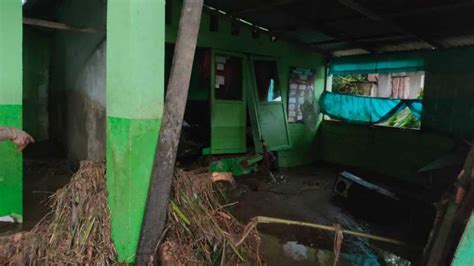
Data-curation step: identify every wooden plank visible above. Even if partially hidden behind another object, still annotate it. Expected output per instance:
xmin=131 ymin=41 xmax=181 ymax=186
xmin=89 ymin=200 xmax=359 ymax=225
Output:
xmin=23 ymin=18 xmax=99 ymax=33
xmin=426 ymin=202 xmax=458 ymax=265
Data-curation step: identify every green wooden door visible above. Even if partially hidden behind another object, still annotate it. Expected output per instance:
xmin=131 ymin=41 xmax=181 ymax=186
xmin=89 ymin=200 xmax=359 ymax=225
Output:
xmin=249 ymin=56 xmax=291 ymax=152
xmin=210 ymin=51 xmax=247 ymax=154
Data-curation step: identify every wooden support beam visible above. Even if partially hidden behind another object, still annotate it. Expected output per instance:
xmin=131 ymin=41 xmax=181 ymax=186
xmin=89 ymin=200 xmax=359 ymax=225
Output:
xmin=23 ymin=17 xmax=100 ymax=33
xmin=136 ymin=0 xmax=203 ymax=264
xmin=337 ymin=0 xmax=443 ymax=49
xmin=310 ymin=34 xmax=412 ymax=46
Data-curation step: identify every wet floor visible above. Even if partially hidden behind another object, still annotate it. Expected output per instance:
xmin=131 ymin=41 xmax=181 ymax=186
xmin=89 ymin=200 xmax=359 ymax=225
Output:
xmin=230 ymin=164 xmax=435 ymax=265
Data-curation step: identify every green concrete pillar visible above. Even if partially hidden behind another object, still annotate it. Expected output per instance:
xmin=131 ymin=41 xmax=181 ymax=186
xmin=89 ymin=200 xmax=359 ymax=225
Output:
xmin=0 ymin=0 xmax=23 ymax=221
xmin=452 ymin=212 xmax=474 ymax=266
xmin=106 ymin=0 xmax=165 ymax=262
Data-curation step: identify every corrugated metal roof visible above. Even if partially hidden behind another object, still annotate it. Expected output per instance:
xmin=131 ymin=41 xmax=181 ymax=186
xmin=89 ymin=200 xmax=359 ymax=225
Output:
xmin=375 ymin=41 xmax=433 ymax=53
xmin=204 ymin=0 xmax=474 ymax=57
xmin=439 ymin=35 xmax=474 ymax=48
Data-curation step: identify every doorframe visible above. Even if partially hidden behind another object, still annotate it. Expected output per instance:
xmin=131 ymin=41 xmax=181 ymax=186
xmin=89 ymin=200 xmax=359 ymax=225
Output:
xmin=209 ymin=49 xmax=249 ymax=154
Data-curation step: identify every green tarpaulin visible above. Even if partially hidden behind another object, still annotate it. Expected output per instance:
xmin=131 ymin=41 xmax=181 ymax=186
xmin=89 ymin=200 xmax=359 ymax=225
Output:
xmin=319 ymin=91 xmax=422 ymax=125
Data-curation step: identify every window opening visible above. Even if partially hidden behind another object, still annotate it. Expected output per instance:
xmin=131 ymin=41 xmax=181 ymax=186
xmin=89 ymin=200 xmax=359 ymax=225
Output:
xmin=215 ymin=55 xmax=242 ymax=101
xmin=328 ymin=71 xmax=425 ymax=129
xmin=253 ymin=60 xmax=281 ymax=102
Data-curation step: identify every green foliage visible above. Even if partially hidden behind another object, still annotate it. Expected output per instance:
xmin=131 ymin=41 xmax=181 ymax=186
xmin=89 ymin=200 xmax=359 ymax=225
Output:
xmin=386 ymin=108 xmax=420 ymax=129
xmin=332 ymin=74 xmax=369 ymax=95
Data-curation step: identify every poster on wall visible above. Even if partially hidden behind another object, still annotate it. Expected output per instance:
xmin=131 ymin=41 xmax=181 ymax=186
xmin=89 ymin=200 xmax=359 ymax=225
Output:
xmin=287 ymin=67 xmax=316 ymax=123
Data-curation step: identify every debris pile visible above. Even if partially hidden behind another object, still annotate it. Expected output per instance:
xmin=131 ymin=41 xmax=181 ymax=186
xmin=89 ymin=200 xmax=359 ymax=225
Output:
xmin=160 ymin=168 xmax=262 ymax=265
xmin=0 ymin=161 xmax=116 ymax=265
xmin=0 ymin=164 xmax=262 ymax=265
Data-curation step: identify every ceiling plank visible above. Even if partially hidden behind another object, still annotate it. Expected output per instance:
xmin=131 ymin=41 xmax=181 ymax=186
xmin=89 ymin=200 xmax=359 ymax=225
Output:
xmin=337 ymin=0 xmax=444 ymax=49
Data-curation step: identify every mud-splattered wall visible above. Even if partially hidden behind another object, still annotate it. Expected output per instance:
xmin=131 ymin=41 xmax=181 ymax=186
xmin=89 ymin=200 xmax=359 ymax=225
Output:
xmin=48 ymin=0 xmax=106 ymax=161
xmin=23 ymin=28 xmax=50 ymax=142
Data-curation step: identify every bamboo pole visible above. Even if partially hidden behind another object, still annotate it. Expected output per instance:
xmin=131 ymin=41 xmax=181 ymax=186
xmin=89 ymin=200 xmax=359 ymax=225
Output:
xmin=255 ymin=216 xmax=412 ymax=247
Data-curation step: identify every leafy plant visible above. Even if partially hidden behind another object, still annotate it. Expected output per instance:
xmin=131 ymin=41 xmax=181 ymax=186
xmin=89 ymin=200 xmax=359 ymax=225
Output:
xmin=332 ymin=74 xmax=370 ymax=95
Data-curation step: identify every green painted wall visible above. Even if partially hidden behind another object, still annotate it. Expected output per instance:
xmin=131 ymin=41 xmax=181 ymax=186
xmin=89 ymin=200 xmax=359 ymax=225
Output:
xmin=165 ymin=1 xmax=326 ymax=167
xmin=23 ymin=28 xmax=51 ymax=142
xmin=107 ymin=0 xmax=164 ymax=262
xmin=0 ymin=0 xmax=23 ymax=219
xmin=320 ymin=47 xmax=474 ymax=181
xmin=319 ymin=121 xmax=454 ymax=182
xmin=423 ymin=47 xmax=474 ymax=137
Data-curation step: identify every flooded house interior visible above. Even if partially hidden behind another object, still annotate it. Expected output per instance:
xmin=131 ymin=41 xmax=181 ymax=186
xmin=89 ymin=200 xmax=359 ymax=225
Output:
xmin=1 ymin=0 xmax=474 ymax=265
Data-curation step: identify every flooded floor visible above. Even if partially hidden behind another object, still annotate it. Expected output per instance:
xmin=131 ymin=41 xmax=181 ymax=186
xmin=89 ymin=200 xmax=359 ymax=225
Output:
xmin=230 ymin=164 xmax=434 ymax=265
xmin=0 ymin=158 xmax=72 ymax=236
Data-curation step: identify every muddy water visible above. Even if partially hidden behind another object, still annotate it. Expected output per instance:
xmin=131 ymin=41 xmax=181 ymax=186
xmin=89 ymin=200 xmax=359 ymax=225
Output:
xmin=0 ymin=159 xmax=73 ymax=236
xmin=261 ymin=234 xmax=411 ymax=266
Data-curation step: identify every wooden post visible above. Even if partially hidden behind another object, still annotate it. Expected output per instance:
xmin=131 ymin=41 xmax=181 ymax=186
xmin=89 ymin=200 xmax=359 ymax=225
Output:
xmin=136 ymin=0 xmax=203 ymax=264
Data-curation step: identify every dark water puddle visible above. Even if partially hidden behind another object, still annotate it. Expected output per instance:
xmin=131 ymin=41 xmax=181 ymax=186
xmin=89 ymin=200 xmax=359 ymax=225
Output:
xmin=261 ymin=234 xmax=412 ymax=266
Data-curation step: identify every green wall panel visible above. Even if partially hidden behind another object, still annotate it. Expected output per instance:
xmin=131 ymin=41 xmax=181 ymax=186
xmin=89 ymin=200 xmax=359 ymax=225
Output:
xmin=319 ymin=121 xmax=454 ymax=182
xmin=0 ymin=0 xmax=22 ymax=219
xmin=452 ymin=212 xmax=474 ymax=266
xmin=0 ymin=105 xmax=23 ymax=219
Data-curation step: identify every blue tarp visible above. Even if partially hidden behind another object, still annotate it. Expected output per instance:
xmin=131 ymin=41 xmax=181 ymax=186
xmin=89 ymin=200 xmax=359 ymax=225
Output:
xmin=320 ymin=91 xmax=422 ymax=125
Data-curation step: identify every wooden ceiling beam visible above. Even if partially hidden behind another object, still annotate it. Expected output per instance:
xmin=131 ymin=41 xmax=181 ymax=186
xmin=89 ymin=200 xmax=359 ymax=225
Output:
xmin=310 ymin=33 xmax=412 ymax=46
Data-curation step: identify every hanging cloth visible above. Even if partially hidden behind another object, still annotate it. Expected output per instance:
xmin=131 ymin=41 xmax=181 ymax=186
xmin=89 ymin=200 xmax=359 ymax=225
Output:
xmin=319 ymin=91 xmax=422 ymax=125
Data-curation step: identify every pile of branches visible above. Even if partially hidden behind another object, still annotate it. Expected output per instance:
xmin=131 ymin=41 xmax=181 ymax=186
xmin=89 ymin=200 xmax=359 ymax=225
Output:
xmin=160 ymin=168 xmax=262 ymax=265
xmin=0 ymin=161 xmax=116 ymax=265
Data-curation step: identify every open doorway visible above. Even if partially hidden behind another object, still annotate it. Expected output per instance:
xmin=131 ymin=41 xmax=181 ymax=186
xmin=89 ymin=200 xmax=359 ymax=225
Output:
xmin=20 ymin=0 xmax=106 ymax=229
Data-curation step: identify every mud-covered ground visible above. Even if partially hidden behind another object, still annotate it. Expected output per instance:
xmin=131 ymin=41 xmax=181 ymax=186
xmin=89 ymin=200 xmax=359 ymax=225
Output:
xmin=0 ymin=158 xmax=72 ymax=236
xmin=230 ymin=164 xmax=435 ymax=265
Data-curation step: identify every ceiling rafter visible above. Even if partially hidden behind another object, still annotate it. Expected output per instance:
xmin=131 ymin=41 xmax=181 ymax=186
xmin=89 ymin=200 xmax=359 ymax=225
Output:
xmin=310 ymin=33 xmax=412 ymax=46
xmin=337 ymin=0 xmax=444 ymax=49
